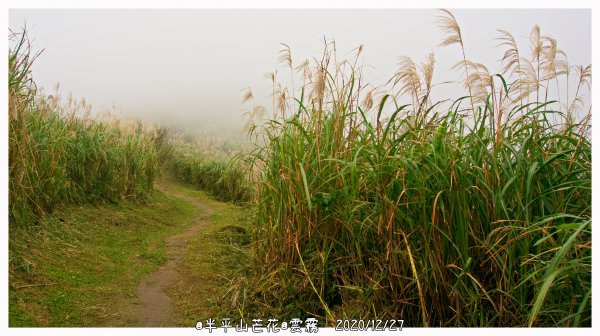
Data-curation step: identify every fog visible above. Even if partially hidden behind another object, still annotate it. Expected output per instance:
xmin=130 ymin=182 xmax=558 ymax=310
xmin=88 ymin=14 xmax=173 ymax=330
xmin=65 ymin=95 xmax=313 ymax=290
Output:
xmin=8 ymin=9 xmax=592 ymax=133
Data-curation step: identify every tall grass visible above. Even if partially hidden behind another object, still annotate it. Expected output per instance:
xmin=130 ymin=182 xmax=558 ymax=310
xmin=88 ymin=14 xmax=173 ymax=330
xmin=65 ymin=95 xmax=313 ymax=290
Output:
xmin=244 ymin=11 xmax=591 ymax=327
xmin=166 ymin=139 xmax=252 ymax=203
xmin=9 ymin=29 xmax=161 ymax=227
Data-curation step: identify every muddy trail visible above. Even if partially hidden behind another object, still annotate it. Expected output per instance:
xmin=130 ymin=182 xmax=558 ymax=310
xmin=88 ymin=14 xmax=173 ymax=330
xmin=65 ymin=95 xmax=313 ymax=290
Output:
xmin=132 ymin=182 xmax=214 ymax=327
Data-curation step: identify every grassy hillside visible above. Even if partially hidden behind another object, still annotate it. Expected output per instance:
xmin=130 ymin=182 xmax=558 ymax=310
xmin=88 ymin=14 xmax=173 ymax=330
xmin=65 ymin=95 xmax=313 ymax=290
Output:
xmin=9 ymin=189 xmax=198 ymax=326
xmin=7 ymin=10 xmax=592 ymax=328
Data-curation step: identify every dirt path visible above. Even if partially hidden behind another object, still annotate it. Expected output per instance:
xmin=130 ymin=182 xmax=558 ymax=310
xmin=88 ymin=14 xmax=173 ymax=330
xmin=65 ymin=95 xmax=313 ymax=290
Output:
xmin=132 ymin=182 xmax=214 ymax=327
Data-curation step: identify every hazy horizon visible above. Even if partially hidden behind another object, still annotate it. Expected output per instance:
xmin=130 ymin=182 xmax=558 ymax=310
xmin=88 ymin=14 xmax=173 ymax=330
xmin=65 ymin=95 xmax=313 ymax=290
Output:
xmin=9 ymin=9 xmax=592 ymax=132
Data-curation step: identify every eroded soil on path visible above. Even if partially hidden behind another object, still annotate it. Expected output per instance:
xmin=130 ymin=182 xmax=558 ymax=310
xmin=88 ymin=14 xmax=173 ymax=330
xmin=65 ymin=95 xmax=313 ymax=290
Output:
xmin=132 ymin=182 xmax=214 ymax=327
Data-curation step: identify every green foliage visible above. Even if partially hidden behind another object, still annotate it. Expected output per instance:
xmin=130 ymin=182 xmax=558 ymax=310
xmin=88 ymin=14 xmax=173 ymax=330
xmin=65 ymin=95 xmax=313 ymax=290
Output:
xmin=9 ymin=190 xmax=198 ymax=326
xmin=167 ymin=143 xmax=252 ymax=204
xmin=244 ymin=21 xmax=591 ymax=326
xmin=8 ymin=29 xmax=160 ymax=227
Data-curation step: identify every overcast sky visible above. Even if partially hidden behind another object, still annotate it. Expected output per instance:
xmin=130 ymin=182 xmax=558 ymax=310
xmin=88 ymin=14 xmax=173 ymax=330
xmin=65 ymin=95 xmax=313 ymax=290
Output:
xmin=8 ymin=9 xmax=592 ymax=130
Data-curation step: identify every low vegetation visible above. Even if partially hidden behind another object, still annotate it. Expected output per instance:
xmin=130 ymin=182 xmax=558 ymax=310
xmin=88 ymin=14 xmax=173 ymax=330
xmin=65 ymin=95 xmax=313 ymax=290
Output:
xmin=9 ymin=189 xmax=198 ymax=326
xmin=165 ymin=184 xmax=252 ymax=326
